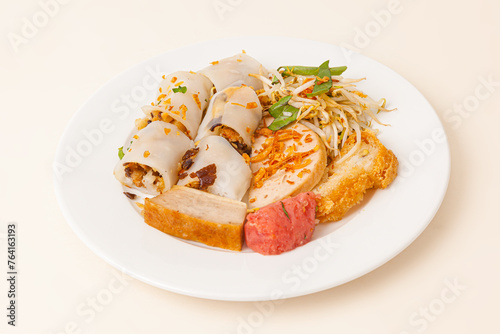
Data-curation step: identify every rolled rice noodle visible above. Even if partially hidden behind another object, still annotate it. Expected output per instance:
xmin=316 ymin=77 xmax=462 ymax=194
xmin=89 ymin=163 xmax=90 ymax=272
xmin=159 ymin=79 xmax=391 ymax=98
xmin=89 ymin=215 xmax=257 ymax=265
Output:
xmin=177 ymin=136 xmax=251 ymax=201
xmin=142 ymin=71 xmax=213 ymax=139
xmin=195 ymin=86 xmax=262 ymax=148
xmin=114 ymin=122 xmax=193 ymax=195
xmin=199 ymin=53 xmax=267 ymax=91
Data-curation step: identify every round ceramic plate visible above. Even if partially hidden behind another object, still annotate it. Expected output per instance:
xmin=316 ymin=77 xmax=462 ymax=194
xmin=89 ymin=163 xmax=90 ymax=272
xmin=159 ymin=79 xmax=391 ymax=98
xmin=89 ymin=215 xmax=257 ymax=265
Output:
xmin=53 ymin=36 xmax=450 ymax=301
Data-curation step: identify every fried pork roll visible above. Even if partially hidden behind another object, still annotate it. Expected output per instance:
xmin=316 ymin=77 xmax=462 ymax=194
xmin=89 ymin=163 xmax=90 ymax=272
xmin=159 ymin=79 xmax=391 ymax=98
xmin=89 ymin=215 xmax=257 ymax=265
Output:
xmin=114 ymin=122 xmax=193 ymax=195
xmin=195 ymin=86 xmax=263 ymax=155
xmin=176 ymin=136 xmax=252 ymax=201
xmin=199 ymin=53 xmax=267 ymax=91
xmin=137 ymin=71 xmax=213 ymax=139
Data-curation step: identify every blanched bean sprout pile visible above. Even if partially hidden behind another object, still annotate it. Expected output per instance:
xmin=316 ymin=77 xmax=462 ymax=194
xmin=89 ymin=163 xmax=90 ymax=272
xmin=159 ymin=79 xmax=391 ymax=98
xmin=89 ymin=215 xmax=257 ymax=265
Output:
xmin=252 ymin=61 xmax=393 ymax=163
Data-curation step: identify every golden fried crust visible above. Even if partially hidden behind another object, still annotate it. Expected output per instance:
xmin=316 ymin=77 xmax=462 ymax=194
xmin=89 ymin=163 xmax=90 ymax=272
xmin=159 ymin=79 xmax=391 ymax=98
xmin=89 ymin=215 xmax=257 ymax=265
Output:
xmin=144 ymin=186 xmax=246 ymax=251
xmin=313 ymin=130 xmax=398 ymax=223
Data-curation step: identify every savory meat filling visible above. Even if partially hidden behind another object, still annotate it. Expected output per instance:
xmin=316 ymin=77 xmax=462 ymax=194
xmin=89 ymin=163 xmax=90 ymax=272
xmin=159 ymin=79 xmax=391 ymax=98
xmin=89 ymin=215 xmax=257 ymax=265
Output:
xmin=178 ymin=148 xmax=217 ymax=191
xmin=178 ymin=147 xmax=200 ymax=180
xmin=219 ymin=126 xmax=251 ymax=155
xmin=123 ymin=162 xmax=165 ymax=193
xmin=135 ymin=110 xmax=189 ymax=138
xmin=189 ymin=164 xmax=217 ymax=190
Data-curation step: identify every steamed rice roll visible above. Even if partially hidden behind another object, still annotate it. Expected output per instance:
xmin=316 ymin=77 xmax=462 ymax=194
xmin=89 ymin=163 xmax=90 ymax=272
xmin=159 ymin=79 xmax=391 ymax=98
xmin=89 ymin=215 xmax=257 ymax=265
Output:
xmin=199 ymin=53 xmax=267 ymax=91
xmin=195 ymin=86 xmax=262 ymax=155
xmin=136 ymin=71 xmax=213 ymax=139
xmin=114 ymin=122 xmax=193 ymax=195
xmin=176 ymin=136 xmax=251 ymax=201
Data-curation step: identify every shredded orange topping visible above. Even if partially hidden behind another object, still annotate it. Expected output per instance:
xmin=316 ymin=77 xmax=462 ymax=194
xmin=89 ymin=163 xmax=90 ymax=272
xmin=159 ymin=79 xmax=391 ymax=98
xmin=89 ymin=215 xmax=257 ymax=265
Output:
xmin=299 ymin=85 xmax=315 ymax=99
xmin=159 ymin=87 xmax=162 ymax=93
xmin=170 ymin=76 xmax=177 ymax=83
xmin=242 ymin=153 xmax=250 ymax=164
xmin=249 ymin=198 xmax=256 ymax=203
xmin=157 ymin=94 xmax=166 ymax=101
xmin=174 ymin=81 xmax=184 ymax=87
xmin=286 ymin=180 xmax=295 ymax=185
xmin=237 ymin=59 xmax=242 ymax=62
xmin=246 ymin=102 xmax=258 ymax=109
xmin=354 ymin=91 xmax=367 ymax=98
xmin=255 ymin=128 xmax=273 ymax=137
xmin=251 ymin=129 xmax=317 ymax=188
xmin=210 ymin=61 xmax=219 ymax=65
xmin=297 ymin=168 xmax=311 ymax=178
xmin=133 ymin=135 xmax=139 ymax=140
xmin=192 ymin=93 xmax=201 ymax=109
xmin=180 ymin=104 xmax=188 ymax=121
xmin=231 ymin=102 xmax=246 ymax=108
xmin=246 ymin=127 xmax=251 ymax=133
xmin=162 ymin=75 xmax=166 ymax=80
xmin=164 ymin=98 xmax=171 ymax=105
xmin=164 ymin=128 xmax=171 ymax=135
xmin=144 ymin=151 xmax=150 ymax=158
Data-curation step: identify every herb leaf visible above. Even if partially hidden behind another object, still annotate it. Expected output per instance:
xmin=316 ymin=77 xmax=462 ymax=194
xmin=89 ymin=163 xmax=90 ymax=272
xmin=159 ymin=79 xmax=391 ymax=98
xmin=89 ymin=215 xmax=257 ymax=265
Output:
xmin=271 ymin=75 xmax=279 ymax=85
xmin=173 ymin=86 xmax=187 ymax=94
xmin=118 ymin=146 xmax=125 ymax=160
xmin=268 ymin=105 xmax=299 ymax=131
xmin=329 ymin=66 xmax=348 ymax=76
xmin=278 ymin=64 xmax=347 ymax=77
xmin=267 ymin=95 xmax=300 ymax=131
xmin=307 ymin=60 xmax=333 ymax=97
xmin=281 ymin=201 xmax=290 ymax=220
xmin=269 ymin=95 xmax=292 ymax=117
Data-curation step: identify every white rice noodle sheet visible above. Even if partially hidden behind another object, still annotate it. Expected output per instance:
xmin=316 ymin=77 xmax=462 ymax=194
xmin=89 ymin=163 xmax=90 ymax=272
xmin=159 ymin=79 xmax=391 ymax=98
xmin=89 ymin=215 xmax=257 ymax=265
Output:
xmin=195 ymin=86 xmax=262 ymax=148
xmin=199 ymin=53 xmax=267 ymax=91
xmin=114 ymin=121 xmax=193 ymax=195
xmin=177 ymin=136 xmax=251 ymax=201
xmin=141 ymin=71 xmax=213 ymax=139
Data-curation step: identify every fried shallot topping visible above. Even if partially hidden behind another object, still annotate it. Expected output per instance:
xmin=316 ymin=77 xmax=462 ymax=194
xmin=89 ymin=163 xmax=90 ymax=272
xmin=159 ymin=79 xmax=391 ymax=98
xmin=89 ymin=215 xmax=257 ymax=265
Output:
xmin=251 ymin=129 xmax=319 ymax=189
xmin=135 ymin=109 xmax=190 ymax=138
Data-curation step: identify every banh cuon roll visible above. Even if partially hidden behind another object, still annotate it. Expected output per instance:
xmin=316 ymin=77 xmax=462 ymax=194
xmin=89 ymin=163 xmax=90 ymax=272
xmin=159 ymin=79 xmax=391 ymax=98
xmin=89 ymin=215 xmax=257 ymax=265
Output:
xmin=136 ymin=71 xmax=213 ymax=139
xmin=176 ymin=136 xmax=252 ymax=201
xmin=195 ymin=86 xmax=263 ymax=155
xmin=114 ymin=121 xmax=193 ymax=195
xmin=198 ymin=52 xmax=267 ymax=91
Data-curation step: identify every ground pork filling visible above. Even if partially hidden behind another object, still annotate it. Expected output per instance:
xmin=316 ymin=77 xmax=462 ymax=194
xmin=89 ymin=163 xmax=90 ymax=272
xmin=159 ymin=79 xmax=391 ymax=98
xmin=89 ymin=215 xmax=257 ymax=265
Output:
xmin=178 ymin=149 xmax=217 ymax=191
xmin=178 ymin=147 xmax=200 ymax=180
xmin=180 ymin=164 xmax=217 ymax=191
xmin=123 ymin=162 xmax=165 ymax=193
xmin=217 ymin=126 xmax=251 ymax=155
xmin=135 ymin=109 xmax=190 ymax=138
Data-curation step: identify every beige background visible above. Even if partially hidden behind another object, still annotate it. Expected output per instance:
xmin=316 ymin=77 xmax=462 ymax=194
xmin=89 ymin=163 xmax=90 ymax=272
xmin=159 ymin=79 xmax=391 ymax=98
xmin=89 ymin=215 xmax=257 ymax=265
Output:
xmin=1 ymin=0 xmax=499 ymax=333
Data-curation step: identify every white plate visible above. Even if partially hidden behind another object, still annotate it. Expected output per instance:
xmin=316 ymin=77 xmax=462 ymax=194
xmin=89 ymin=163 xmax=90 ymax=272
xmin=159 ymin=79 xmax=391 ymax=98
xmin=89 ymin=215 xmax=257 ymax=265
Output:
xmin=53 ymin=37 xmax=450 ymax=301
